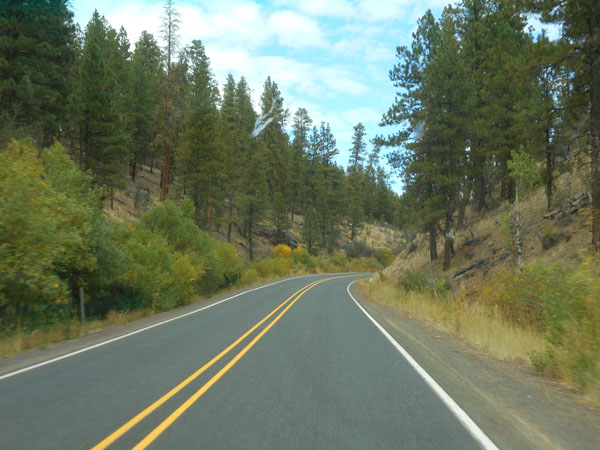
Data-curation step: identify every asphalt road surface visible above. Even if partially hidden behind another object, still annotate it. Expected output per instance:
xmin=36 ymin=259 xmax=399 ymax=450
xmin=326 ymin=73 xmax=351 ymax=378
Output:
xmin=0 ymin=274 xmax=497 ymax=449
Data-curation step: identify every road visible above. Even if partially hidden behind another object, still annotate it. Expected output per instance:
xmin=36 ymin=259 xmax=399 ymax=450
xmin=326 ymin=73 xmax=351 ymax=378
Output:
xmin=0 ymin=274 xmax=496 ymax=449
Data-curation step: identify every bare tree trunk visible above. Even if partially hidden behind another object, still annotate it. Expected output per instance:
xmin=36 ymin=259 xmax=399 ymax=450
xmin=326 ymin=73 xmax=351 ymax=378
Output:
xmin=545 ymin=127 xmax=553 ymax=211
xmin=457 ymin=183 xmax=471 ymax=228
xmin=227 ymin=194 xmax=234 ymax=243
xmin=110 ymin=186 xmax=114 ymax=210
xmin=442 ymin=215 xmax=454 ymax=271
xmin=248 ymin=221 xmax=253 ymax=261
xmin=131 ymin=159 xmax=137 ymax=182
xmin=515 ymin=183 xmax=523 ymax=269
xmin=428 ymin=222 xmax=437 ymax=262
xmin=160 ymin=142 xmax=170 ymax=201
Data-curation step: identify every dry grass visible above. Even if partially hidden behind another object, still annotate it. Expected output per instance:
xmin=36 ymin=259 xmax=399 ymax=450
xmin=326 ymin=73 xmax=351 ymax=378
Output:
xmin=0 ymin=308 xmax=153 ymax=360
xmin=359 ymin=275 xmax=545 ymax=362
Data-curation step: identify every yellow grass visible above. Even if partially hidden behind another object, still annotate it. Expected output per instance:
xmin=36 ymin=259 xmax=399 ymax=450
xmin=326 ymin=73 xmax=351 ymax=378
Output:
xmin=0 ymin=308 xmax=153 ymax=360
xmin=359 ymin=276 xmax=545 ymax=362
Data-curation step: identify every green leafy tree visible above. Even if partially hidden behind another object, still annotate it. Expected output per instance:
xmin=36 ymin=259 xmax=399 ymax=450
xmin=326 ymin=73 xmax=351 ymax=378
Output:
xmin=0 ymin=139 xmax=102 ymax=313
xmin=508 ymin=148 xmax=541 ymax=268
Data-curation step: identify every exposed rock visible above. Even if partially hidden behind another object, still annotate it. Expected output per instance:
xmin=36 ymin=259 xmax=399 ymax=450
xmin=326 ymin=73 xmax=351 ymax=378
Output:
xmin=273 ymin=230 xmax=299 ymax=249
xmin=407 ymin=240 xmax=418 ymax=254
xmin=538 ymin=232 xmax=563 ymax=250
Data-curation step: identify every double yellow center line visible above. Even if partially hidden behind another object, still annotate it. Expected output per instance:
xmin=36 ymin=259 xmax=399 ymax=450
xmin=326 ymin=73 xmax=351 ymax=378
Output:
xmin=92 ymin=276 xmax=348 ymax=450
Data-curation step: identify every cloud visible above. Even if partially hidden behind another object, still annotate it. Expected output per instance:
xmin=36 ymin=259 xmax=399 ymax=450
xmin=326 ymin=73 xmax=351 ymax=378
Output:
xmin=267 ymin=11 xmax=327 ymax=48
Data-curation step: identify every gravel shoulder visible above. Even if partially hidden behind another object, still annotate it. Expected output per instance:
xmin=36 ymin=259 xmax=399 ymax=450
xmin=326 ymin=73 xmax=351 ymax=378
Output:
xmin=350 ymin=283 xmax=600 ymax=450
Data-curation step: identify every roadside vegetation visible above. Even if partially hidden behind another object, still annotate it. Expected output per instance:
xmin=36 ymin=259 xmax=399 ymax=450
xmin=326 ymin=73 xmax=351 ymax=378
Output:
xmin=360 ymin=255 xmax=600 ymax=402
xmin=0 ymin=140 xmax=390 ymax=359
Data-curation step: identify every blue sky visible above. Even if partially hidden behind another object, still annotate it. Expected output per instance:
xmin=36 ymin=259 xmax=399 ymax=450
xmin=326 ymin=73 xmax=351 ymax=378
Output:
xmin=69 ymin=0 xmax=557 ymax=193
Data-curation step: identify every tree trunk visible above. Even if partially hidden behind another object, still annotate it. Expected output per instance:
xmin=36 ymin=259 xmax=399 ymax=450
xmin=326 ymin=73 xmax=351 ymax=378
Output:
xmin=227 ymin=194 xmax=234 ymax=243
xmin=428 ymin=222 xmax=437 ymax=262
xmin=110 ymin=186 xmax=114 ymax=210
xmin=545 ymin=127 xmax=553 ymax=211
xmin=248 ymin=220 xmax=253 ymax=261
xmin=515 ymin=183 xmax=523 ymax=269
xmin=473 ymin=150 xmax=487 ymax=211
xmin=442 ymin=214 xmax=454 ymax=271
xmin=457 ymin=184 xmax=471 ymax=228
xmin=131 ymin=159 xmax=137 ymax=182
xmin=160 ymin=142 xmax=170 ymax=201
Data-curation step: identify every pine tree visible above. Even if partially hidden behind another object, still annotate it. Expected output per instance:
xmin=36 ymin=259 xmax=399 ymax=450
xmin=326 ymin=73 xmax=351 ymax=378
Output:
xmin=158 ymin=0 xmax=181 ymax=201
xmin=71 ymin=10 xmax=129 ymax=208
xmin=179 ymin=40 xmax=223 ymax=230
xmin=130 ymin=31 xmax=162 ymax=181
xmin=348 ymin=122 xmax=367 ymax=171
xmin=530 ymin=0 xmax=600 ymax=250
xmin=258 ymin=76 xmax=290 ymax=202
xmin=302 ymin=206 xmax=321 ymax=255
xmin=290 ymin=108 xmax=312 ymax=223
xmin=0 ymin=0 xmax=76 ymax=145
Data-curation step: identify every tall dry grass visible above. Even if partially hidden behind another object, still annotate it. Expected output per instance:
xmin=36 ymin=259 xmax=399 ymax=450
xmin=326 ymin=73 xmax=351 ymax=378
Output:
xmin=359 ymin=275 xmax=545 ymax=362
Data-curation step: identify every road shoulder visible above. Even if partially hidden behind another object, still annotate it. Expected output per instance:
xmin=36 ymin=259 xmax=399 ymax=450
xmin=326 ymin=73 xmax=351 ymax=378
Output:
xmin=349 ymin=283 xmax=600 ymax=450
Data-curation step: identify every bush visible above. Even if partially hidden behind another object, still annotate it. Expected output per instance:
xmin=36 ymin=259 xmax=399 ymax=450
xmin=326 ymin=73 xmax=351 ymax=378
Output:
xmin=483 ymin=257 xmax=600 ymax=392
xmin=375 ymin=248 xmax=394 ymax=267
xmin=0 ymin=140 xmax=103 ymax=318
xmin=344 ymin=240 xmax=374 ymax=259
xmin=250 ymin=257 xmax=293 ymax=279
xmin=140 ymin=201 xmax=244 ymax=294
xmin=398 ymin=270 xmax=448 ymax=296
xmin=292 ymin=246 xmax=317 ymax=270
xmin=109 ymin=222 xmax=203 ymax=311
xmin=272 ymin=244 xmax=292 ymax=259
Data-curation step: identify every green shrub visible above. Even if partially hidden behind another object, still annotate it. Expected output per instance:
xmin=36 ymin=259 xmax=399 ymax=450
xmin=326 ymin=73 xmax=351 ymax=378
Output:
xmin=140 ymin=201 xmax=243 ymax=294
xmin=0 ymin=140 xmax=103 ymax=318
xmin=110 ymin=222 xmax=203 ymax=311
xmin=292 ymin=246 xmax=317 ymax=270
xmin=375 ymin=248 xmax=394 ymax=267
xmin=344 ymin=240 xmax=374 ymax=259
xmin=251 ymin=257 xmax=293 ymax=279
xmin=484 ymin=257 xmax=600 ymax=392
xmin=398 ymin=270 xmax=448 ymax=296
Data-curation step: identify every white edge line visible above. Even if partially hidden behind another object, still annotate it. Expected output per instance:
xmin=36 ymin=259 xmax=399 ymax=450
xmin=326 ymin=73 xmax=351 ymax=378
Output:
xmin=0 ymin=274 xmax=327 ymax=381
xmin=346 ymin=280 xmax=499 ymax=450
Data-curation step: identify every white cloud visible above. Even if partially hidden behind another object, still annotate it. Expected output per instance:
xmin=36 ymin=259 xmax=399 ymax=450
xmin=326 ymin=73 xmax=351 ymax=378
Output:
xmin=267 ymin=11 xmax=327 ymax=48
xmin=274 ymin=0 xmax=357 ymax=19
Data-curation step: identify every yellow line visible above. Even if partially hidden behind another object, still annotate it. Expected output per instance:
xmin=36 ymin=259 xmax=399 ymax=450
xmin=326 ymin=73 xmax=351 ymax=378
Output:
xmin=91 ymin=279 xmax=322 ymax=450
xmin=132 ymin=277 xmax=328 ymax=450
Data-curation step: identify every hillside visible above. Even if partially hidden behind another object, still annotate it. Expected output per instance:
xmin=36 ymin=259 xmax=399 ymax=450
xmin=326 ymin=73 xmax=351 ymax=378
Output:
xmin=105 ymin=164 xmax=403 ymax=261
xmin=384 ymin=164 xmax=592 ymax=291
